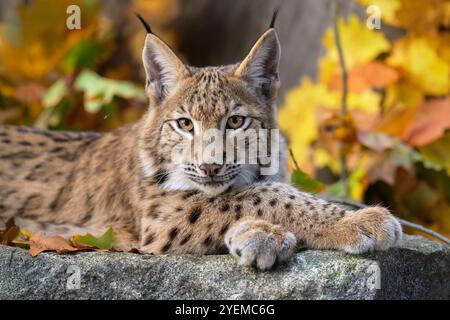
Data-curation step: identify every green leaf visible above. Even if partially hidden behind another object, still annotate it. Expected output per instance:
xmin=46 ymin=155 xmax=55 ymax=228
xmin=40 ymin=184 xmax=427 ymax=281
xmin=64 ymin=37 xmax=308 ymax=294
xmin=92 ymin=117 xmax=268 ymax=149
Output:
xmin=326 ymin=180 xmax=347 ymax=198
xmin=43 ymin=79 xmax=68 ymax=108
xmin=63 ymin=39 xmax=103 ymax=73
xmin=291 ymin=170 xmax=325 ymax=193
xmin=419 ymin=132 xmax=450 ymax=175
xmin=72 ymin=227 xmax=115 ymax=249
xmin=74 ymin=70 xmax=146 ymax=113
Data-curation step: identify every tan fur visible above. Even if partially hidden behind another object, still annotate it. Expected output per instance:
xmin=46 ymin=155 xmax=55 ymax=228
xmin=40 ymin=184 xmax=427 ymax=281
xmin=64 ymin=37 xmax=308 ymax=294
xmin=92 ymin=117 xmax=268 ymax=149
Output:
xmin=0 ymin=28 xmax=401 ymax=269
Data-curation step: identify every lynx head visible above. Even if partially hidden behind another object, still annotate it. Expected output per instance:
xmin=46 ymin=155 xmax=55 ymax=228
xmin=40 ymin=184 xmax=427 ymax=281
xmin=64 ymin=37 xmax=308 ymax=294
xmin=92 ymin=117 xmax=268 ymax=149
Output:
xmin=137 ymin=14 xmax=285 ymax=196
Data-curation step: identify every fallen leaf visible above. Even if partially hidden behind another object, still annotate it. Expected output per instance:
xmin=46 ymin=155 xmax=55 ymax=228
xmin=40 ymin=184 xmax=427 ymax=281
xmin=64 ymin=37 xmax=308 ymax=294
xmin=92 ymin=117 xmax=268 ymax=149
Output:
xmin=29 ymin=233 xmax=81 ymax=257
xmin=71 ymin=227 xmax=115 ymax=250
xmin=0 ymin=218 xmax=20 ymax=245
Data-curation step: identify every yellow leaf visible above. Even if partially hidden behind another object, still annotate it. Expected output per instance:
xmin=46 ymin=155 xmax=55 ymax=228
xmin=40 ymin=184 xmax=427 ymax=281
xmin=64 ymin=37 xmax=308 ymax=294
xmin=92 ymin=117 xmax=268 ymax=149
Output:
xmin=0 ymin=0 xmax=100 ymax=81
xmin=388 ymin=37 xmax=450 ymax=95
xmin=279 ymin=75 xmax=382 ymax=174
xmin=394 ymin=0 xmax=450 ymax=36
xmin=279 ymin=78 xmax=319 ymax=171
xmin=358 ymin=0 xmax=401 ymax=25
xmin=314 ymin=148 xmax=339 ymax=173
xmin=385 ymin=79 xmax=424 ymax=109
xmin=320 ymin=15 xmax=391 ymax=85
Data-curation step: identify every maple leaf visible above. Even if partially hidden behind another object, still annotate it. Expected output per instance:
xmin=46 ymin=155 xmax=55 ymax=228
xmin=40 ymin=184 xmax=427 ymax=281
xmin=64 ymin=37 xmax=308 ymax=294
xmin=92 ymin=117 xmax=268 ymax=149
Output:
xmin=279 ymin=76 xmax=382 ymax=174
xmin=320 ymin=15 xmax=391 ymax=85
xmin=388 ymin=37 xmax=450 ymax=96
xmin=330 ymin=61 xmax=401 ymax=93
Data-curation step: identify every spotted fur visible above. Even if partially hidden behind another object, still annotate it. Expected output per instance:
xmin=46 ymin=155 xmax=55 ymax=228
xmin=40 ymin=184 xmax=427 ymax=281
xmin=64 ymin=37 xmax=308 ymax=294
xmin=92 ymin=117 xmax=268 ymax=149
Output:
xmin=0 ymin=27 xmax=401 ymax=269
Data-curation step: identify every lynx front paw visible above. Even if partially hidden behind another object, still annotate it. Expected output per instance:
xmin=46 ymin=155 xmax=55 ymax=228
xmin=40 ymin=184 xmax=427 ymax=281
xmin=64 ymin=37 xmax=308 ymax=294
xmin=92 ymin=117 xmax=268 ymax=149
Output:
xmin=342 ymin=207 xmax=402 ymax=254
xmin=225 ymin=218 xmax=297 ymax=270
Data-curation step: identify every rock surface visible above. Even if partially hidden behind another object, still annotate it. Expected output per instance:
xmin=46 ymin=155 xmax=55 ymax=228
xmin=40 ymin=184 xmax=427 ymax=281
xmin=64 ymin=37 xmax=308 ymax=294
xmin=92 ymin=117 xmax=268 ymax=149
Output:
xmin=0 ymin=235 xmax=448 ymax=300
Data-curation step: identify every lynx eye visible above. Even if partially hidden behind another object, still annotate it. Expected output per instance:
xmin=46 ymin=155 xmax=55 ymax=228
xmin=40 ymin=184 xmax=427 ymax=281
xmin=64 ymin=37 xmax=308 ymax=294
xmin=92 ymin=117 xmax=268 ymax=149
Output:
xmin=176 ymin=118 xmax=194 ymax=133
xmin=226 ymin=115 xmax=245 ymax=129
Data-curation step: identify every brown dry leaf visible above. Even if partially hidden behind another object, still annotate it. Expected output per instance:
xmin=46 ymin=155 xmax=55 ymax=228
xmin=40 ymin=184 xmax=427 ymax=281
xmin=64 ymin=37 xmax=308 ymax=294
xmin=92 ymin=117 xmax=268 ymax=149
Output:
xmin=320 ymin=113 xmax=358 ymax=145
xmin=0 ymin=218 xmax=20 ymax=245
xmin=29 ymin=232 xmax=82 ymax=257
xmin=366 ymin=153 xmax=398 ymax=185
xmin=403 ymin=97 xmax=450 ymax=147
xmin=330 ymin=61 xmax=401 ymax=93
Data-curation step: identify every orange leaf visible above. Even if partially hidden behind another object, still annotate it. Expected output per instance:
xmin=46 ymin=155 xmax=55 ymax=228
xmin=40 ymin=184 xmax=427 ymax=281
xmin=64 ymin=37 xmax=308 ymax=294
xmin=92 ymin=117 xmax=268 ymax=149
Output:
xmin=403 ymin=97 xmax=450 ymax=146
xmin=29 ymin=233 xmax=82 ymax=257
xmin=330 ymin=62 xmax=401 ymax=93
xmin=376 ymin=105 xmax=418 ymax=138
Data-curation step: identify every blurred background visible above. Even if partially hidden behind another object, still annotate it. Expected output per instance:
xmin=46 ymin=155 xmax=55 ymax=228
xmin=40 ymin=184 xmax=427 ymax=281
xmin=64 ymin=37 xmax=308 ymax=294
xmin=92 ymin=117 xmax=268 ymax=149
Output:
xmin=0 ymin=0 xmax=449 ymax=239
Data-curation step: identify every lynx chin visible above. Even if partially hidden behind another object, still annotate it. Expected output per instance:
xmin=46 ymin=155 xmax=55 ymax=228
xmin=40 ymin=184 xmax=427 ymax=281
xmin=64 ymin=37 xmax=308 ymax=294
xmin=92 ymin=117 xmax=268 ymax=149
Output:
xmin=0 ymin=14 xmax=401 ymax=270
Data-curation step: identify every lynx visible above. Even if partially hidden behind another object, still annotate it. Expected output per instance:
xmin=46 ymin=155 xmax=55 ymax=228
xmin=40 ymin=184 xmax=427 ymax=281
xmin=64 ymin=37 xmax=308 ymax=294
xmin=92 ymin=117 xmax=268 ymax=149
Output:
xmin=0 ymin=15 xmax=401 ymax=270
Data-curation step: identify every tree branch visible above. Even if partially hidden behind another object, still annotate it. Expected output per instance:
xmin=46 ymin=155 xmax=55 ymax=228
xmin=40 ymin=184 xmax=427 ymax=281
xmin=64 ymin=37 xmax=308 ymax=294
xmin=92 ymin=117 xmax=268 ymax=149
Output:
xmin=330 ymin=0 xmax=349 ymax=197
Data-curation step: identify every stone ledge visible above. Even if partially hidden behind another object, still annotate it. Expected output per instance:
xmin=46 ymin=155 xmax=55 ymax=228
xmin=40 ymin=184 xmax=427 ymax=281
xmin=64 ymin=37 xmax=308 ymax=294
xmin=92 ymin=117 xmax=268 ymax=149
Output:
xmin=0 ymin=235 xmax=448 ymax=299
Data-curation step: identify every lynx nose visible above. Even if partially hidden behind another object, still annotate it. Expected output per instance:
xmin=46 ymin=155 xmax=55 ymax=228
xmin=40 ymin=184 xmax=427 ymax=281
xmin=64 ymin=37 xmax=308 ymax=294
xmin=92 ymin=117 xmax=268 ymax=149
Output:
xmin=199 ymin=163 xmax=222 ymax=177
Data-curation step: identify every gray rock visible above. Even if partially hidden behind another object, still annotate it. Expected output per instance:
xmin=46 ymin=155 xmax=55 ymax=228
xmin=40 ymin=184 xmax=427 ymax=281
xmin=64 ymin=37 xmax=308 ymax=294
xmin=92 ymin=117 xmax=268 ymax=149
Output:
xmin=0 ymin=235 xmax=448 ymax=299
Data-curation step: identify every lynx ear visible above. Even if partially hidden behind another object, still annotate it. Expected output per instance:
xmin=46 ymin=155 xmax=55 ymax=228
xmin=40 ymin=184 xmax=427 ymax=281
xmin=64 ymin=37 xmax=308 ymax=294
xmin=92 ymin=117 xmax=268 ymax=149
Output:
xmin=142 ymin=33 xmax=189 ymax=103
xmin=234 ymin=29 xmax=281 ymax=101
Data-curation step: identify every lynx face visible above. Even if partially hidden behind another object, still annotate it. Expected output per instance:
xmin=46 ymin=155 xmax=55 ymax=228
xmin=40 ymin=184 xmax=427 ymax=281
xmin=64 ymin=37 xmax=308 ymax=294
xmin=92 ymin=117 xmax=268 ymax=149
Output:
xmin=138 ymin=28 xmax=283 ymax=195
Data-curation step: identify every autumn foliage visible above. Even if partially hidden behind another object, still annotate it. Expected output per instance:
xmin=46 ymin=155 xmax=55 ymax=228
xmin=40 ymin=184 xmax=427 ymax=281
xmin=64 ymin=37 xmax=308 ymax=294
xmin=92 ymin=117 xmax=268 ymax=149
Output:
xmin=0 ymin=0 xmax=449 ymax=243
xmin=280 ymin=0 xmax=450 ymax=238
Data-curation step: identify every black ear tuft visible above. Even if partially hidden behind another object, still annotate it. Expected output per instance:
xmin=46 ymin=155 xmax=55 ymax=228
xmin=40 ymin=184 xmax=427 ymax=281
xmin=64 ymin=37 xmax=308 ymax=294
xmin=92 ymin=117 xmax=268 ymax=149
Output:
xmin=269 ymin=7 xmax=280 ymax=29
xmin=135 ymin=13 xmax=152 ymax=34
